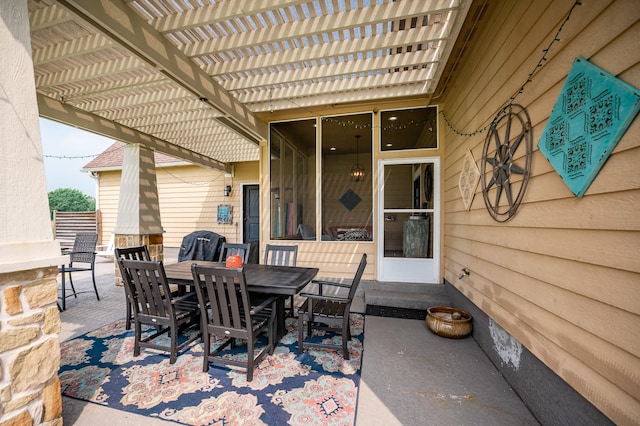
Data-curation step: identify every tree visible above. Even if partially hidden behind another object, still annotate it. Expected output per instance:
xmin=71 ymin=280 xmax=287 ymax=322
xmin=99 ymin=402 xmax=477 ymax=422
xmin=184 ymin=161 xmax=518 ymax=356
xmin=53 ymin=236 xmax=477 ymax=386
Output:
xmin=48 ymin=188 xmax=95 ymax=219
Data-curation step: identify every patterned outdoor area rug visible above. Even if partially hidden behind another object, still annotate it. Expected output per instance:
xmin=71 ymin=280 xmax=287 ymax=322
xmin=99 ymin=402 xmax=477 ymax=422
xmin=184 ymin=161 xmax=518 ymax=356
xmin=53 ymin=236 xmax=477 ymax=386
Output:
xmin=59 ymin=314 xmax=364 ymax=425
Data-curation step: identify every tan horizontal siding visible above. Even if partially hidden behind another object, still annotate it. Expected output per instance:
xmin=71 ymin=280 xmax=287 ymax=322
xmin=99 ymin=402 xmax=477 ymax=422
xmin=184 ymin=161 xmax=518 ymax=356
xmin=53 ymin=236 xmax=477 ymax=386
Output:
xmin=445 ymin=224 xmax=640 ymax=276
xmin=295 ymin=243 xmax=375 ymax=281
xmin=442 ymin=0 xmax=639 ymax=423
xmin=96 ymin=171 xmax=120 ymax=246
xmin=96 ymin=163 xmax=258 ymax=250
xmin=156 ymin=164 xmax=256 ymax=247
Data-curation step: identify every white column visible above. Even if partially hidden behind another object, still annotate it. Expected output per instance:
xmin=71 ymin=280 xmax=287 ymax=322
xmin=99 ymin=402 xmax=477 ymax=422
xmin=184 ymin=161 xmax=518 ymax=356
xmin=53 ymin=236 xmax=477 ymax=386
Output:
xmin=0 ymin=0 xmax=64 ymax=272
xmin=115 ymin=143 xmax=163 ymax=235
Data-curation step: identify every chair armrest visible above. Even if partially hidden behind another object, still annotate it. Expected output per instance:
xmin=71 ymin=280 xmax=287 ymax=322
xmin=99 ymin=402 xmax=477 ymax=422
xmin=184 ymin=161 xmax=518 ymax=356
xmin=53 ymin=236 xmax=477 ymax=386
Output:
xmin=250 ymin=295 xmax=278 ymax=315
xmin=66 ymin=250 xmax=97 ymax=255
xmin=311 ymin=279 xmax=351 ymax=296
xmin=299 ymin=292 xmax=350 ymax=303
xmin=312 ymin=279 xmax=351 ymax=289
xmin=299 ymin=279 xmax=350 ymax=295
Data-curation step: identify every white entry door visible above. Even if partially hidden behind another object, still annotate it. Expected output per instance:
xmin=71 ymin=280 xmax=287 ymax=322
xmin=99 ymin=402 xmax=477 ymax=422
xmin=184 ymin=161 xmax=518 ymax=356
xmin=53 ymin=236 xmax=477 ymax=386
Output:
xmin=377 ymin=158 xmax=440 ymax=283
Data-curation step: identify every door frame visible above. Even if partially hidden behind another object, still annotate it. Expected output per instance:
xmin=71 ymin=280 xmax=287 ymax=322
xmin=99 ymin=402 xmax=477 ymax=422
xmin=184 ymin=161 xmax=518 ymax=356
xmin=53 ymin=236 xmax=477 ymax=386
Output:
xmin=241 ymin=182 xmax=260 ymax=244
xmin=376 ymin=157 xmax=441 ymax=283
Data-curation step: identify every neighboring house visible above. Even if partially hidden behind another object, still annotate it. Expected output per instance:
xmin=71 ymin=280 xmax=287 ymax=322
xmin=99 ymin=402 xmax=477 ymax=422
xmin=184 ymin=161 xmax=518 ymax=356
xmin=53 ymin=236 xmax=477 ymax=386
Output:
xmin=82 ymin=141 xmax=257 ymax=248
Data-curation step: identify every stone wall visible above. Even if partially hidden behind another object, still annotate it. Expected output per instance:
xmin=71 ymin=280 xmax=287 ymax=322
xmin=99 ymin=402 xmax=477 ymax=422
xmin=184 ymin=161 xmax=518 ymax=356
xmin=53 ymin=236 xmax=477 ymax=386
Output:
xmin=0 ymin=266 xmax=62 ymax=425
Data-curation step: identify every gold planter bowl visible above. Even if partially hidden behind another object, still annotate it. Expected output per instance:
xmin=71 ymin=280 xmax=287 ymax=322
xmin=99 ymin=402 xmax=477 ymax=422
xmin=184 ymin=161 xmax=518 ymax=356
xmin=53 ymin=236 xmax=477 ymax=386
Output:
xmin=426 ymin=306 xmax=473 ymax=339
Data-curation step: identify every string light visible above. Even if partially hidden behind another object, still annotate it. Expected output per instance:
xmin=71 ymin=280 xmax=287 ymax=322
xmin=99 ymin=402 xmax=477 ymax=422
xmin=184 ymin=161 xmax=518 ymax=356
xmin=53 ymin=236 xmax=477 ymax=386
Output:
xmin=45 ymin=141 xmax=220 ymax=187
xmin=156 ymin=164 xmax=224 ymax=186
xmin=508 ymin=0 xmax=582 ymax=107
xmin=43 ymin=143 xmax=123 ymax=159
xmin=439 ymin=110 xmax=492 ymax=137
xmin=440 ymin=0 xmax=582 ymax=137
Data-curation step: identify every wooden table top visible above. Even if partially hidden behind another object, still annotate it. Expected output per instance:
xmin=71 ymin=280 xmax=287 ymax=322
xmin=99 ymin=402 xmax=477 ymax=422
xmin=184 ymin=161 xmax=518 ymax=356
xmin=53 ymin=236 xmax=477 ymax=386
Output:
xmin=164 ymin=261 xmax=319 ymax=296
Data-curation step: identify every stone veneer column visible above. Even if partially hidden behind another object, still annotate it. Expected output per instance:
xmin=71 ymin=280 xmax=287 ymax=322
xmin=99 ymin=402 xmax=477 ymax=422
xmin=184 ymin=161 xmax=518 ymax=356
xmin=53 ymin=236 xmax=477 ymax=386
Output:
xmin=0 ymin=2 xmax=65 ymax=424
xmin=113 ymin=144 xmax=164 ymax=283
xmin=113 ymin=234 xmax=164 ymax=284
xmin=0 ymin=268 xmax=62 ymax=426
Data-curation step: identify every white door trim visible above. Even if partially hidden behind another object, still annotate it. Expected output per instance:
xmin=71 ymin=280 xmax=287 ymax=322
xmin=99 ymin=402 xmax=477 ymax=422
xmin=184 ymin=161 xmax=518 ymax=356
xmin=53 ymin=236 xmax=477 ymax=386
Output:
xmin=376 ymin=157 xmax=441 ymax=283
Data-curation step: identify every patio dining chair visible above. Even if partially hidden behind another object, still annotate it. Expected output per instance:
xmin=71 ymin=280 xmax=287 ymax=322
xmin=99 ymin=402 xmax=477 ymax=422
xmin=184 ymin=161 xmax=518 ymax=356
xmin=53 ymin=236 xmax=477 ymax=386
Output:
xmin=298 ymin=253 xmax=367 ymax=359
xmin=263 ymin=244 xmax=298 ymax=316
xmin=116 ymin=258 xmax=201 ymax=364
xmin=218 ymin=242 xmax=252 ymax=264
xmin=59 ymin=233 xmax=99 ymax=306
xmin=115 ymin=245 xmax=151 ymax=330
xmin=191 ymin=264 xmax=277 ymax=381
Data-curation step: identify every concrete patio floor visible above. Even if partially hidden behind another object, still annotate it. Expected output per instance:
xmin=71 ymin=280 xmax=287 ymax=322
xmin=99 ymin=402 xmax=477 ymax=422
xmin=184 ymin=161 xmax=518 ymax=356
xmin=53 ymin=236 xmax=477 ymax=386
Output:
xmin=58 ymin=252 xmax=539 ymax=425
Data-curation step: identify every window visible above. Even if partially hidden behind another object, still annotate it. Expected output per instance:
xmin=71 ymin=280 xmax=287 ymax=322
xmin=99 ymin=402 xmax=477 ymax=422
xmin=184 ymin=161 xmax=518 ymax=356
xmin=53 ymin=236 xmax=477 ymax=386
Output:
xmin=269 ymin=113 xmax=373 ymax=242
xmin=269 ymin=119 xmax=316 ymax=240
xmin=381 ymin=106 xmax=438 ymax=151
xmin=321 ymin=113 xmax=373 ymax=241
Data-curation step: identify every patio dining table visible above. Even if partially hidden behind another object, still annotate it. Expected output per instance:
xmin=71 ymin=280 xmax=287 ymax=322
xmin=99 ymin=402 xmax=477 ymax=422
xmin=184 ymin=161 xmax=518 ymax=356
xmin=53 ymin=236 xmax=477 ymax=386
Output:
xmin=163 ymin=261 xmax=319 ymax=339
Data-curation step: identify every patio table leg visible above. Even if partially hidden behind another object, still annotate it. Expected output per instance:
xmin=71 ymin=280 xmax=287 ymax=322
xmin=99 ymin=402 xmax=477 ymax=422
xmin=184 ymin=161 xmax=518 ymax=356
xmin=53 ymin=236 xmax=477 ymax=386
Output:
xmin=275 ymin=296 xmax=286 ymax=341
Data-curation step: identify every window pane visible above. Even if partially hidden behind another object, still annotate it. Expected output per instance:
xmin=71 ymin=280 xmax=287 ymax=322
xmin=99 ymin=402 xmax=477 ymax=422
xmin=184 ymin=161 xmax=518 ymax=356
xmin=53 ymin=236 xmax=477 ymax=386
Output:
xmin=383 ymin=163 xmax=414 ymax=209
xmin=321 ymin=113 xmax=373 ymax=241
xmin=381 ymin=106 xmax=438 ymax=151
xmin=269 ymin=120 xmax=316 ymax=240
xmin=384 ymin=212 xmax=433 ymax=259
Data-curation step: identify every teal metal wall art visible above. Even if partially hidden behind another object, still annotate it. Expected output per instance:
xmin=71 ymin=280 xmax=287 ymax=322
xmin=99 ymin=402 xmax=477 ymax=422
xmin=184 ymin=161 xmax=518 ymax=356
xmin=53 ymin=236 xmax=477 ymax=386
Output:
xmin=538 ymin=57 xmax=640 ymax=197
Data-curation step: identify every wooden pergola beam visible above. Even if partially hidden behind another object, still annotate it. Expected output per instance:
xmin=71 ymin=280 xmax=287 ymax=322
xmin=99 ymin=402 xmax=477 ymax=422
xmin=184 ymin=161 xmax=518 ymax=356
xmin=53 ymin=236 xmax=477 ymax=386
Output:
xmin=37 ymin=94 xmax=230 ymax=173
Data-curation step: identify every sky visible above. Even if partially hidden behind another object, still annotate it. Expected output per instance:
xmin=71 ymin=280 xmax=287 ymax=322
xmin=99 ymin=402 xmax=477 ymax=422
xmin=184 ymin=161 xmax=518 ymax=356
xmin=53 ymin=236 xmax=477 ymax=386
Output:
xmin=40 ymin=118 xmax=115 ymax=198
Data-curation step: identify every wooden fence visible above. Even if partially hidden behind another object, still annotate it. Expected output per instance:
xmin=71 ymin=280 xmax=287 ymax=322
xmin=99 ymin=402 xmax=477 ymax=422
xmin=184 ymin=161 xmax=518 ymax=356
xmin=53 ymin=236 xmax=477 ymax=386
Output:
xmin=53 ymin=211 xmax=101 ymax=250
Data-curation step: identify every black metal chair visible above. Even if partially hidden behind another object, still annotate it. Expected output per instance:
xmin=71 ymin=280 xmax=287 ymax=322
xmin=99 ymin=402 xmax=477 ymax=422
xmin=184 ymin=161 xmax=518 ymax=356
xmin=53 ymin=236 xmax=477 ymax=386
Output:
xmin=263 ymin=244 xmax=298 ymax=316
xmin=218 ymin=242 xmax=252 ymax=263
xmin=59 ymin=233 xmax=99 ymax=307
xmin=298 ymin=253 xmax=367 ymax=359
xmin=116 ymin=258 xmax=201 ymax=364
xmin=191 ymin=264 xmax=277 ymax=381
xmin=115 ymin=246 xmax=151 ymax=330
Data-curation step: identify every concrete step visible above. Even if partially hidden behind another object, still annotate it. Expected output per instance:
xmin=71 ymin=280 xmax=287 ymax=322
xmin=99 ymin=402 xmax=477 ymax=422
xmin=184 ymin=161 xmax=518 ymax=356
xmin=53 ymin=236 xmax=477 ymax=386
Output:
xmin=365 ymin=289 xmax=450 ymax=310
xmin=361 ymin=281 xmax=447 ymax=295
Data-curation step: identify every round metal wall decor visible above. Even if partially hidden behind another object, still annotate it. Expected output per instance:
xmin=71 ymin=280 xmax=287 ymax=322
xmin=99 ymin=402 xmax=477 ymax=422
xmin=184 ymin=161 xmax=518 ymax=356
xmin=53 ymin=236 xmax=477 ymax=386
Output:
xmin=480 ymin=104 xmax=532 ymax=222
xmin=423 ymin=163 xmax=433 ymax=204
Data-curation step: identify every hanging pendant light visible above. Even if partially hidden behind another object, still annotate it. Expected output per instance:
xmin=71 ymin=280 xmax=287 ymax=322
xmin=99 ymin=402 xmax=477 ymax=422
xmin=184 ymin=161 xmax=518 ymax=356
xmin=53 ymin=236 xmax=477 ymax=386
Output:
xmin=350 ymin=135 xmax=365 ymax=182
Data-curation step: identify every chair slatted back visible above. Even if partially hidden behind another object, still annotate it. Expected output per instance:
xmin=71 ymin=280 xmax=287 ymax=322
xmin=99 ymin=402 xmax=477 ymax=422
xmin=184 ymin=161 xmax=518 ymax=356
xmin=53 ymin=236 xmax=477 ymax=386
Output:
xmin=191 ymin=265 xmax=252 ymax=339
xmin=69 ymin=233 xmax=98 ymax=264
xmin=347 ymin=253 xmax=367 ymax=301
xmin=115 ymin=245 xmax=151 ymax=261
xmin=118 ymin=259 xmax=174 ymax=321
xmin=263 ymin=244 xmax=298 ymax=267
xmin=218 ymin=242 xmax=251 ymax=263
xmin=115 ymin=246 xmax=151 ymax=295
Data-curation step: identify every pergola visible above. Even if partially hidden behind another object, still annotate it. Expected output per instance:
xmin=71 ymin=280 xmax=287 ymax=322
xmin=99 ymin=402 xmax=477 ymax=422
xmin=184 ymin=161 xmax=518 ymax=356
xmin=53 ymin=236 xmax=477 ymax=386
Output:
xmin=30 ymin=0 xmax=473 ymax=170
